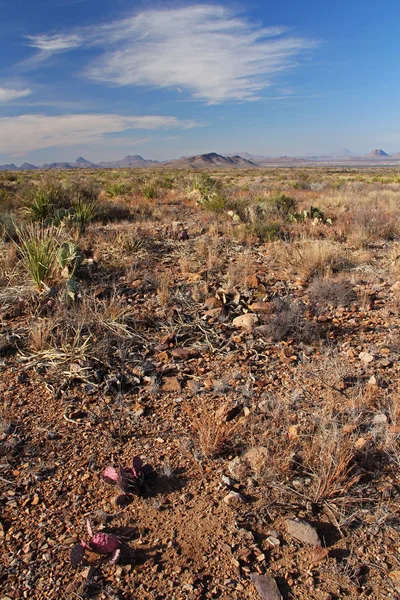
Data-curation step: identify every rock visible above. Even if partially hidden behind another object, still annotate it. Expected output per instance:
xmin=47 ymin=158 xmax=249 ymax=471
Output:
xmin=248 ymin=301 xmax=274 ymax=314
xmin=378 ymin=358 xmax=392 ymax=368
xmin=112 ymin=494 xmax=132 ymax=507
xmin=171 ymin=348 xmax=198 ymax=360
xmin=389 ymin=570 xmax=400 ymax=592
xmin=223 ymin=491 xmax=246 ymax=506
xmin=372 ymin=413 xmax=387 ymax=426
xmin=286 ymin=518 xmax=320 ymax=546
xmin=355 ymin=437 xmax=368 ymax=449
xmin=221 ymin=475 xmax=237 ymax=488
xmin=232 ymin=313 xmax=258 ymax=330
xmin=367 ymin=375 xmax=377 ymax=386
xmin=359 ymin=351 xmax=374 ymax=363
xmin=251 ymin=574 xmax=283 ymax=600
xmin=391 ymin=282 xmax=400 ymax=294
xmin=254 ymin=325 xmax=272 ymax=339
xmin=204 ymin=297 xmax=223 ymax=309
xmin=246 ymin=274 xmax=262 ymax=288
xmin=228 ymin=457 xmax=247 ymax=480
xmin=162 ymin=377 xmax=181 ymax=392
xmin=266 ymin=536 xmax=280 ymax=547
xmin=244 ymin=446 xmax=269 ymax=474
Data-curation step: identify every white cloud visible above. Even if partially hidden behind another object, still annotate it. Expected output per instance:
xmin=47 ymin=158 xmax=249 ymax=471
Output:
xmin=0 ymin=87 xmax=32 ymax=102
xmin=0 ymin=113 xmax=199 ymax=155
xmin=25 ymin=5 xmax=317 ymax=103
xmin=26 ymin=33 xmax=82 ymax=52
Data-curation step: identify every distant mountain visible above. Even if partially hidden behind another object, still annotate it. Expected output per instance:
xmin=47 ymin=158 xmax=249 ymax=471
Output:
xmin=42 ymin=161 xmax=75 ymax=170
xmin=163 ymin=152 xmax=259 ymax=169
xmin=0 ymin=163 xmax=18 ymax=171
xmin=20 ymin=163 xmax=38 ymax=170
xmin=98 ymin=155 xmax=159 ymax=168
xmin=368 ymin=149 xmax=390 ymax=157
xmin=332 ymin=148 xmax=354 ymax=157
xmin=74 ymin=157 xmax=97 ymax=168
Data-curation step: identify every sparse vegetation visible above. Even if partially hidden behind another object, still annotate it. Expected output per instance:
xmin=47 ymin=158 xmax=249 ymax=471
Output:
xmin=1 ymin=165 xmax=400 ymax=599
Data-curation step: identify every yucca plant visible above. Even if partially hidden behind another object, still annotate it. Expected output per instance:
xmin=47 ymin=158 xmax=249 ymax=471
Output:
xmin=72 ymin=196 xmax=99 ymax=234
xmin=15 ymin=224 xmax=59 ymax=290
xmin=22 ymin=183 xmax=65 ymax=222
xmin=141 ymin=180 xmax=157 ymax=199
xmin=105 ymin=182 xmax=126 ymax=198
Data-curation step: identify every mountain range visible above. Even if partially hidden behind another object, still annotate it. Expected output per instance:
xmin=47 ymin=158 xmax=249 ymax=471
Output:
xmin=1 ymin=150 xmax=400 ymax=171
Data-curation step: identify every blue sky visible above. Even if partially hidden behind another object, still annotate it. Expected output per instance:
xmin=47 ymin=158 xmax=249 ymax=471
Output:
xmin=0 ymin=0 xmax=399 ymax=163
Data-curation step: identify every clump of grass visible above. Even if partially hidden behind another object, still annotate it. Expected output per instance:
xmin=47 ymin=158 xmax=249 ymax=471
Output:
xmin=141 ymin=180 xmax=158 ymax=199
xmin=15 ymin=224 xmax=59 ymax=289
xmin=309 ymin=276 xmax=357 ymax=308
xmin=187 ymin=398 xmax=245 ymax=458
xmin=72 ymin=196 xmax=99 ymax=234
xmin=105 ymin=182 xmax=126 ymax=198
xmin=257 ymin=298 xmax=319 ymax=343
xmin=275 ymin=239 xmax=353 ymax=281
xmin=22 ymin=181 xmax=66 ymax=221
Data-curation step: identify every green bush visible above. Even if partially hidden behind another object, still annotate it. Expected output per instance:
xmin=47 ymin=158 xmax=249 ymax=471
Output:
xmin=15 ymin=224 xmax=59 ymax=289
xmin=271 ymin=192 xmax=297 ymax=217
xmin=253 ymin=221 xmax=282 ymax=242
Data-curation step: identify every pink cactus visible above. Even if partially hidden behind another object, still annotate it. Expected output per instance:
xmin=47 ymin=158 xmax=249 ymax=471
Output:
xmin=70 ymin=519 xmax=121 ymax=566
xmin=102 ymin=456 xmax=147 ymax=493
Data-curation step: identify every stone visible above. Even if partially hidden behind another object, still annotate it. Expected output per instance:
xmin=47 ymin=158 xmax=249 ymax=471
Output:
xmin=266 ymin=536 xmax=280 ymax=547
xmin=373 ymin=413 xmax=387 ymax=426
xmin=228 ymin=457 xmax=247 ymax=480
xmin=251 ymin=574 xmax=283 ymax=600
xmin=248 ymin=301 xmax=274 ymax=314
xmin=244 ymin=446 xmax=269 ymax=473
xmin=359 ymin=351 xmax=374 ymax=363
xmin=367 ymin=375 xmax=377 ymax=386
xmin=232 ymin=313 xmax=258 ymax=330
xmin=223 ymin=491 xmax=246 ymax=506
xmin=162 ymin=377 xmax=181 ymax=392
xmin=391 ymin=282 xmax=400 ymax=294
xmin=286 ymin=518 xmax=320 ymax=546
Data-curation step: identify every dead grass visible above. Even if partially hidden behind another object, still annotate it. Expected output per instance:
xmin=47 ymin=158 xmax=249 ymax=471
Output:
xmin=187 ymin=398 xmax=246 ymax=458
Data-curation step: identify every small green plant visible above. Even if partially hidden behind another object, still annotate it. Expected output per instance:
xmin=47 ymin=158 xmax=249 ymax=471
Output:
xmin=15 ymin=224 xmax=59 ymax=289
xmin=252 ymin=221 xmax=282 ymax=242
xmin=197 ymin=191 xmax=227 ymax=214
xmin=271 ymin=192 xmax=297 ymax=217
xmin=141 ymin=180 xmax=158 ymax=199
xmin=105 ymin=182 xmax=126 ymax=198
xmin=22 ymin=182 xmax=66 ymax=222
xmin=72 ymin=196 xmax=99 ymax=234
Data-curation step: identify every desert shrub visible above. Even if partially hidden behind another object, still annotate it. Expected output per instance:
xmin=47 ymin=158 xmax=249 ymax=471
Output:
xmin=258 ymin=298 xmax=319 ymax=343
xmin=271 ymin=192 xmax=297 ymax=217
xmin=198 ymin=191 xmax=227 ymax=214
xmin=141 ymin=180 xmax=158 ymax=199
xmin=309 ymin=277 xmax=357 ymax=308
xmin=22 ymin=181 xmax=67 ymax=221
xmin=105 ymin=182 xmax=126 ymax=197
xmin=15 ymin=224 xmax=59 ymax=289
xmin=349 ymin=205 xmax=399 ymax=245
xmin=97 ymin=201 xmax=132 ymax=223
xmin=252 ymin=221 xmax=282 ymax=242
xmin=0 ymin=211 xmax=17 ymax=240
xmin=72 ymin=196 xmax=99 ymax=234
xmin=276 ymin=240 xmax=353 ymax=280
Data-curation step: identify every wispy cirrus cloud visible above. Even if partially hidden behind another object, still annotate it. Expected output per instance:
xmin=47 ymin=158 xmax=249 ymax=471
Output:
xmin=26 ymin=33 xmax=82 ymax=52
xmin=0 ymin=113 xmax=199 ymax=155
xmin=25 ymin=5 xmax=318 ymax=104
xmin=0 ymin=87 xmax=32 ymax=102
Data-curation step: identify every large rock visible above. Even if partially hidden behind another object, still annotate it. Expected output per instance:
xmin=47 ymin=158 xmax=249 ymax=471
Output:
xmin=232 ymin=313 xmax=258 ymax=330
xmin=251 ymin=574 xmax=282 ymax=600
xmin=286 ymin=518 xmax=320 ymax=546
